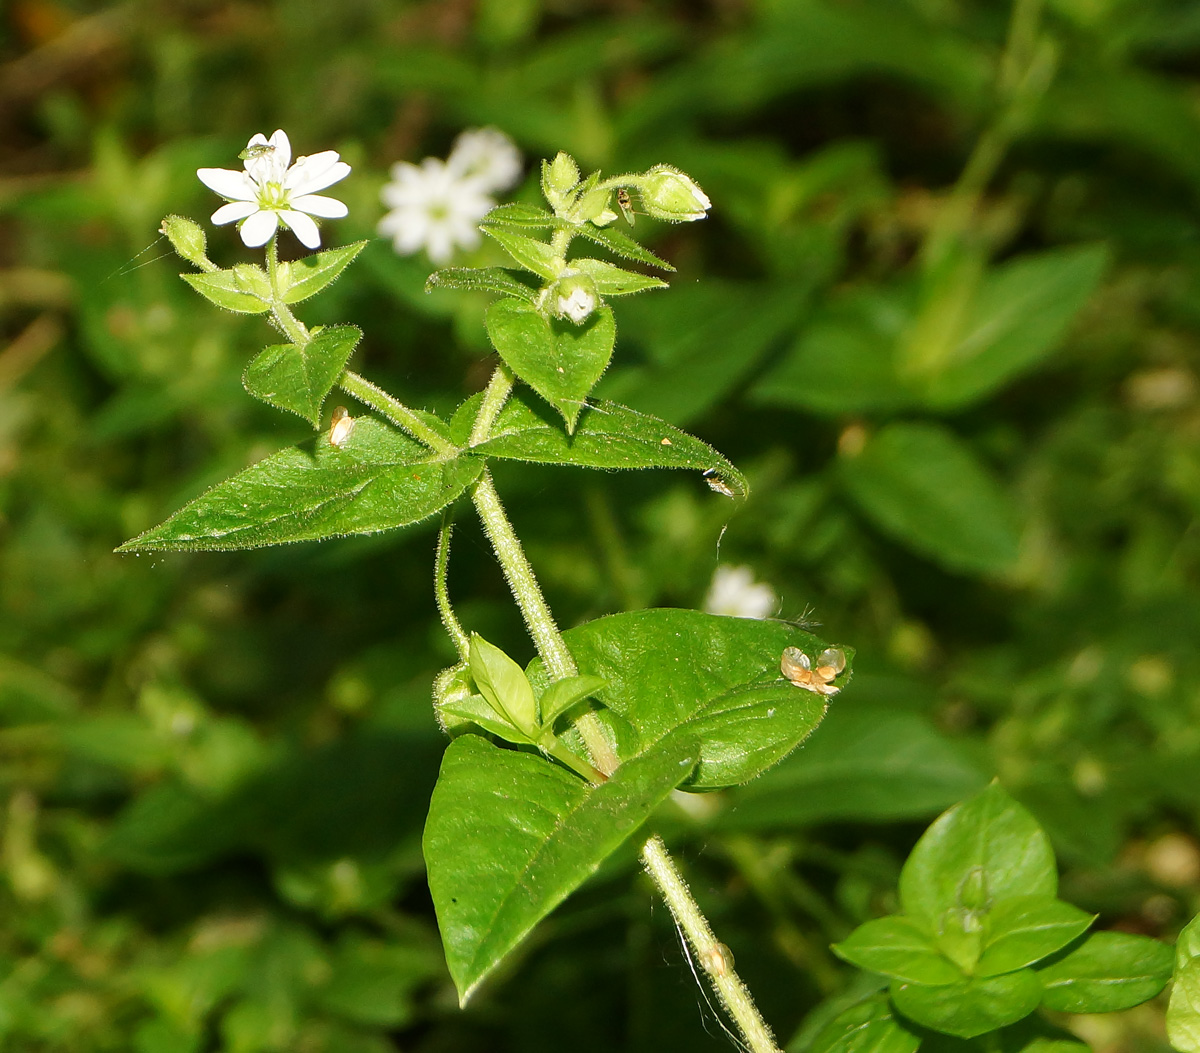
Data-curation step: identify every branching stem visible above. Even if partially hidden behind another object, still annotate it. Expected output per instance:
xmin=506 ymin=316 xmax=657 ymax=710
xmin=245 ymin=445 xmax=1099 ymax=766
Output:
xmin=435 ymin=516 xmax=469 ymax=661
xmin=337 ymin=370 xmax=456 ymax=456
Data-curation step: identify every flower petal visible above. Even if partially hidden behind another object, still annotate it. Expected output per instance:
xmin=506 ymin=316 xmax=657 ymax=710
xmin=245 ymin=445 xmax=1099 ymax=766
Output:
xmin=198 ymin=167 xmax=256 ymax=200
xmin=268 ymin=129 xmax=292 ymax=169
xmin=291 ymin=194 xmax=348 ymax=219
xmin=211 ymin=201 xmax=259 ymax=225
xmin=378 ymin=208 xmax=429 ymax=255
xmin=285 ymin=151 xmax=348 ymax=193
xmin=240 ymin=210 xmax=280 ymax=247
xmin=279 ymin=210 xmax=321 ymax=249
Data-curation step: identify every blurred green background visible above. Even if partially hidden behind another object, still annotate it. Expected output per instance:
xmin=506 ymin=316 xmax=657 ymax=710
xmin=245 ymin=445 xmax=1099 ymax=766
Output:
xmin=4 ymin=0 xmax=1200 ymax=1050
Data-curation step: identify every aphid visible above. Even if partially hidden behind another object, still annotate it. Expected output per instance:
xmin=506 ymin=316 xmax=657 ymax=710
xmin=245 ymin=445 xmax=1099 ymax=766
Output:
xmin=781 ymin=646 xmax=846 ymax=697
xmin=617 ymin=187 xmax=636 ymax=225
xmin=703 ymin=467 xmax=740 ymax=498
xmin=239 ymin=142 xmax=276 ymax=161
xmin=329 ymin=406 xmax=355 ymax=447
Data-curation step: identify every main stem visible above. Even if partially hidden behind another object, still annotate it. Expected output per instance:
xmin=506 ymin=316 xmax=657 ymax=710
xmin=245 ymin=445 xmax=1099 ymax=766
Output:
xmin=464 ymin=361 xmax=780 ymax=1052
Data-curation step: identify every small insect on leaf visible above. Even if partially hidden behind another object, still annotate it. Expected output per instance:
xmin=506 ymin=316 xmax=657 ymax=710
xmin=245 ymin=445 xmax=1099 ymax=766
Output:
xmin=781 ymin=646 xmax=845 ymax=697
xmin=617 ymin=187 xmax=636 ymax=226
xmin=329 ymin=406 xmax=355 ymax=447
xmin=703 ymin=468 xmax=741 ymax=498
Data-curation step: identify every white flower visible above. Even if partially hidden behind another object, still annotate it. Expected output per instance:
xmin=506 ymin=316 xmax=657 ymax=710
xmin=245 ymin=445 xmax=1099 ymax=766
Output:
xmin=447 ymin=127 xmax=523 ymax=194
xmin=197 ymin=129 xmax=351 ymax=250
xmin=377 ymin=127 xmax=522 ymax=264
xmin=704 ymin=565 xmax=777 ymax=620
xmin=557 ymin=284 xmax=596 ymax=324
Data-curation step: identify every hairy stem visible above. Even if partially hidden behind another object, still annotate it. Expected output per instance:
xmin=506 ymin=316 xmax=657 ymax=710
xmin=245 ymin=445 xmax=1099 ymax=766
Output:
xmin=435 ymin=516 xmax=469 ymax=661
xmin=468 ymin=363 xmax=516 ymax=446
xmin=641 ymin=835 xmax=782 ymax=1053
xmin=337 ymin=370 xmax=456 ymax=456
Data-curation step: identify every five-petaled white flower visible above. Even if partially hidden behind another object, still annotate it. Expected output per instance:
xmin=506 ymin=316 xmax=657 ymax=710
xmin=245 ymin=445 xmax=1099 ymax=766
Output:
xmin=197 ymin=129 xmax=351 ymax=250
xmin=378 ymin=127 xmax=522 ymax=264
xmin=704 ymin=565 xmax=777 ymax=620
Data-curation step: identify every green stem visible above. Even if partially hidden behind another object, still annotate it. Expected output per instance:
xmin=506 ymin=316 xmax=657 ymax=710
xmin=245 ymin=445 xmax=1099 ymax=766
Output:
xmin=468 ymin=363 xmax=516 ymax=446
xmin=435 ymin=516 xmax=469 ymax=661
xmin=265 ymin=236 xmax=310 ymax=346
xmin=337 ymin=370 xmax=456 ymax=456
xmin=641 ymin=835 xmax=782 ymax=1053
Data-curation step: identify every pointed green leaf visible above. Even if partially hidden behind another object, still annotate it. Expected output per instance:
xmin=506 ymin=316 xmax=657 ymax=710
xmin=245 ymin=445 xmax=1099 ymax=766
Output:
xmin=242 ymin=325 xmax=361 ymax=427
xmin=891 ymin=970 xmax=1041 ymax=1039
xmin=423 ymin=733 xmax=699 ymax=1003
xmin=182 ymin=265 xmax=272 ymax=314
xmin=536 ymin=609 xmax=848 ymax=789
xmin=279 ymin=241 xmax=367 ymax=305
xmin=1036 ymin=931 xmax=1173 ymax=1013
xmin=570 ymin=258 xmax=667 ymax=296
xmin=900 ymin=784 xmax=1056 ymax=932
xmin=482 ymin=228 xmax=560 ymax=280
xmin=439 ymin=694 xmax=532 ymax=745
xmin=1167 ymin=911 xmax=1200 ymax=1053
xmin=576 ymin=223 xmax=675 ymax=271
xmin=472 ymin=394 xmax=745 ymax=496
xmin=833 ymin=916 xmax=963 ymax=984
xmin=840 ymin=421 xmax=1021 ymax=575
xmin=117 ymin=420 xmax=482 ymax=552
xmin=469 ymin=634 xmax=538 ymax=734
xmin=977 ymin=897 xmax=1095 ymax=977
xmin=481 ymin=202 xmax=571 ymax=230
xmin=538 ymin=675 xmax=606 ymax=728
xmin=424 ymin=267 xmax=538 ymax=303
xmin=484 ymin=298 xmax=616 ymax=433
xmin=809 ymin=995 xmax=921 ymax=1053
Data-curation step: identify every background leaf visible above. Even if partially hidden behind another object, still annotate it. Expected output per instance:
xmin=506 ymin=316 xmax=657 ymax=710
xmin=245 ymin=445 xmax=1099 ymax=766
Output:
xmin=1168 ymin=912 xmax=1200 ymax=1053
xmin=1036 ymin=931 xmax=1174 ymax=1013
xmin=891 ymin=970 xmax=1041 ymax=1038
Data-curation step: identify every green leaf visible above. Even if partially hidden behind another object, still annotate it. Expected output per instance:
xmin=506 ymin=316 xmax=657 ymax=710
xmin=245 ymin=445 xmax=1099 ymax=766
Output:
xmin=469 ymin=634 xmax=538 ymax=734
xmin=481 ymin=202 xmax=571 ymax=230
xmin=719 ymin=705 xmax=986 ymax=830
xmin=423 ymin=733 xmax=699 ymax=1004
xmin=538 ymin=675 xmax=606 ymax=727
xmin=891 ymin=970 xmax=1041 ymax=1039
xmin=840 ymin=422 xmax=1021 ymax=575
xmin=473 ymin=394 xmax=746 ymax=496
xmin=1036 ymin=931 xmax=1173 ymax=1013
xmin=439 ymin=693 xmax=531 ymax=745
xmin=117 ymin=420 xmax=482 ymax=552
xmin=484 ymin=298 xmax=616 ymax=433
xmin=900 ymin=784 xmax=1057 ymax=932
xmin=482 ymin=227 xmax=561 ymax=280
xmin=576 ymin=223 xmax=675 ymax=271
xmin=545 ymin=609 xmax=848 ymax=789
xmin=242 ymin=325 xmax=361 ymax=427
xmin=279 ymin=241 xmax=367 ymax=305
xmin=424 ymin=267 xmax=538 ymax=303
xmin=977 ymin=897 xmax=1095 ymax=977
xmin=833 ymin=916 xmax=963 ymax=985
xmin=571 ymin=258 xmax=668 ymax=296
xmin=1167 ymin=911 xmax=1200 ymax=1053
xmin=808 ymin=995 xmax=921 ymax=1053
xmin=182 ymin=265 xmax=272 ymax=314
xmin=919 ymin=245 xmax=1109 ymax=409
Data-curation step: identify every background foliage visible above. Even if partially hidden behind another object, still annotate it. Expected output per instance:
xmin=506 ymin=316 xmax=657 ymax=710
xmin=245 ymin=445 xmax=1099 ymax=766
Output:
xmin=3 ymin=0 xmax=1200 ymax=1050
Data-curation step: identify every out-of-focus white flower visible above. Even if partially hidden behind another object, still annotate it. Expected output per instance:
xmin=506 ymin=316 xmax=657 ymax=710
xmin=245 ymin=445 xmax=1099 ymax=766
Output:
xmin=197 ymin=129 xmax=350 ymax=250
xmin=447 ymin=127 xmax=523 ymax=194
xmin=704 ymin=565 xmax=777 ymax=620
xmin=378 ymin=127 xmax=522 ymax=264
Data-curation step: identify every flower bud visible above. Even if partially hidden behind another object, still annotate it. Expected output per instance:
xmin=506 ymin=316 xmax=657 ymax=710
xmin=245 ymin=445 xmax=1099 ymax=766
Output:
xmin=551 ymin=273 xmax=598 ymax=325
xmin=542 ymin=152 xmax=580 ymax=211
xmin=160 ymin=215 xmax=216 ymax=270
xmin=638 ymin=164 xmax=711 ymax=222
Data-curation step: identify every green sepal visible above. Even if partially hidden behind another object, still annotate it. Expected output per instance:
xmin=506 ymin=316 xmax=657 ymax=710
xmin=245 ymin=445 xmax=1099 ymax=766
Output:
xmin=571 ymin=258 xmax=668 ymax=296
xmin=542 ymin=153 xmax=581 ymax=211
xmin=182 ymin=264 xmax=272 ymax=314
xmin=469 ymin=634 xmax=538 ymax=735
xmin=242 ymin=324 xmax=361 ymax=426
xmin=278 ymin=241 xmax=367 ymax=305
xmin=425 ymin=267 xmax=539 ymax=303
xmin=482 ymin=228 xmax=561 ymax=281
xmin=483 ymin=298 xmax=616 ymax=433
